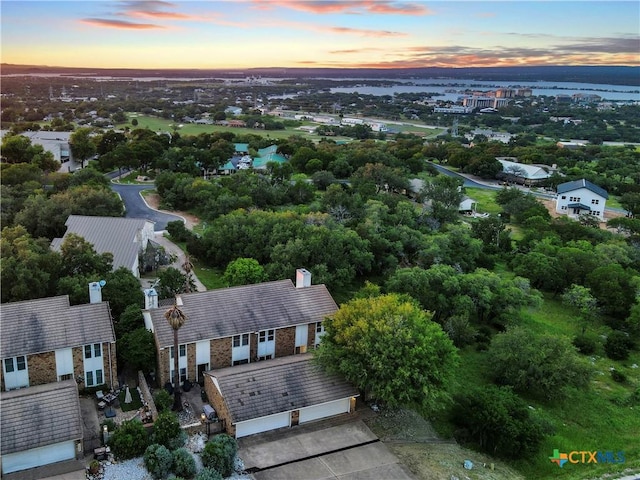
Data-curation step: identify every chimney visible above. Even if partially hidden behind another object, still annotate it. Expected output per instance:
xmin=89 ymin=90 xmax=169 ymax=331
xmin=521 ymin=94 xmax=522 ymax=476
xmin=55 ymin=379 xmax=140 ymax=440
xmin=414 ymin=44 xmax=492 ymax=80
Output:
xmin=144 ymin=288 xmax=158 ymax=309
xmin=88 ymin=281 xmax=104 ymax=304
xmin=296 ymin=268 xmax=311 ymax=288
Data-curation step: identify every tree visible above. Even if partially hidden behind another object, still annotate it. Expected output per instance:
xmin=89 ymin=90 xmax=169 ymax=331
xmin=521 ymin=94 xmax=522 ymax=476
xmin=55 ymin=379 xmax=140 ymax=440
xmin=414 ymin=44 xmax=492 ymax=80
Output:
xmin=488 ymin=327 xmax=592 ymax=400
xmin=108 ymin=419 xmax=149 ymax=459
xmin=223 ymin=258 xmax=267 ymax=286
xmin=604 ymin=331 xmax=634 ymax=360
xmin=117 ymin=328 xmax=156 ymax=373
xmin=157 ymin=267 xmax=196 ymax=299
xmin=151 ymin=411 xmax=183 ymax=449
xmin=315 ymin=294 xmax=458 ymax=410
xmin=562 ymin=284 xmax=598 ymax=335
xmin=103 ymin=267 xmax=144 ymax=320
xmin=70 ymin=127 xmax=97 ymax=168
xmin=172 ymin=447 xmax=197 ymax=478
xmin=116 ymin=304 xmax=145 ymax=337
xmin=144 ymin=444 xmax=173 ymax=480
xmin=451 ymin=385 xmax=551 ymax=459
xmin=620 ymin=192 xmax=640 ymax=218
xmin=165 ymin=304 xmax=188 ymax=411
xmin=420 ymin=175 xmax=464 ymax=224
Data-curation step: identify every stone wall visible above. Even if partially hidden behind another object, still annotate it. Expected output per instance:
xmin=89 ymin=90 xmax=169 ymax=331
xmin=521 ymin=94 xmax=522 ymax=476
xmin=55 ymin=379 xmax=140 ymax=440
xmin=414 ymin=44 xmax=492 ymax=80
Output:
xmin=138 ymin=370 xmax=158 ymax=422
xmin=28 ymin=351 xmax=58 ymax=385
xmin=211 ymin=338 xmax=231 ymax=369
xmin=275 ymin=326 xmax=296 ymax=358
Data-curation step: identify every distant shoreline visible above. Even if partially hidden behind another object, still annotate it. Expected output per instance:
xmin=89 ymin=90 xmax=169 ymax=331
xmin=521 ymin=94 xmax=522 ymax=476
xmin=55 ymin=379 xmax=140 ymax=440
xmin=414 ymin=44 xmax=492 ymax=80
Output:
xmin=2 ymin=64 xmax=639 ymax=87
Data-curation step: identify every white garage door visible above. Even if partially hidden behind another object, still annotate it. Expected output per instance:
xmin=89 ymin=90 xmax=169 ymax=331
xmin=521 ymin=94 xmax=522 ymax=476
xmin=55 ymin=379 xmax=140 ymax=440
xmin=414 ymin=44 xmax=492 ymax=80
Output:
xmin=299 ymin=398 xmax=350 ymax=424
xmin=235 ymin=411 xmax=290 ymax=438
xmin=2 ymin=441 xmax=76 ymax=474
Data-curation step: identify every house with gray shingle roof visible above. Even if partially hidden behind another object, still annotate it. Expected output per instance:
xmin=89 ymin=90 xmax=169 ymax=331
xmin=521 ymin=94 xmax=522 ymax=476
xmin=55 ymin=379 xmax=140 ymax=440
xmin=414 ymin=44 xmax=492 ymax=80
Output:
xmin=203 ymin=354 xmax=358 ymax=438
xmin=51 ymin=215 xmax=155 ymax=278
xmin=1 ymin=295 xmax=117 ymax=392
xmin=556 ymin=179 xmax=608 ymax=220
xmin=0 ymin=380 xmax=84 ymax=475
xmin=143 ymin=269 xmax=337 ymax=388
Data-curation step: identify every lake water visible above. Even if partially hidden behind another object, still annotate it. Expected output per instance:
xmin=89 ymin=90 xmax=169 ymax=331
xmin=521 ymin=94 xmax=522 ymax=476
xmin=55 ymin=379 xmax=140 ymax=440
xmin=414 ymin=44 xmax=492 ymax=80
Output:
xmin=329 ymin=78 xmax=640 ymax=102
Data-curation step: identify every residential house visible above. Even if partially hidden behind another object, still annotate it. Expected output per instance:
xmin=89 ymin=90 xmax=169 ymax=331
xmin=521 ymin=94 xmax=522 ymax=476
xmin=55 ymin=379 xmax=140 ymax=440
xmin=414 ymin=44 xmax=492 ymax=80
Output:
xmin=143 ymin=269 xmax=336 ymax=388
xmin=556 ymin=179 xmax=608 ymax=220
xmin=0 ymin=290 xmax=117 ymax=392
xmin=51 ymin=215 xmax=155 ymax=278
xmin=204 ymin=354 xmax=358 ymax=438
xmin=0 ymin=380 xmax=84 ymax=475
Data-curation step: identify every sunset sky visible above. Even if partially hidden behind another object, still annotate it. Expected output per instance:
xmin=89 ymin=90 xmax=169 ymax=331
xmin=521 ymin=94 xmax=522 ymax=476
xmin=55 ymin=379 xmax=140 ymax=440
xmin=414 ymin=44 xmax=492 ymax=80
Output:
xmin=1 ymin=1 xmax=639 ymax=69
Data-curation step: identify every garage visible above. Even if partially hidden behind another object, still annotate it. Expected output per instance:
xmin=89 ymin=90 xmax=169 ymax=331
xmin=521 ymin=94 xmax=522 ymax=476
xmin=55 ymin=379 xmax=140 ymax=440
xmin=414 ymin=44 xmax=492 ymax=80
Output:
xmin=2 ymin=441 xmax=76 ymax=474
xmin=300 ymin=398 xmax=350 ymax=424
xmin=236 ymin=411 xmax=290 ymax=438
xmin=204 ymin=354 xmax=359 ymax=439
xmin=1 ymin=380 xmax=83 ymax=476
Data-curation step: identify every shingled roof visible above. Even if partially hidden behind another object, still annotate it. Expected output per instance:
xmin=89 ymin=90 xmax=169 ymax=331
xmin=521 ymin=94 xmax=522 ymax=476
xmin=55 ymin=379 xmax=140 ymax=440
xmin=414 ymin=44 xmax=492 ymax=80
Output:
xmin=0 ymin=295 xmax=115 ymax=358
xmin=207 ymin=354 xmax=358 ymax=423
xmin=557 ymin=179 xmax=609 ymax=199
xmin=147 ymin=280 xmax=338 ymax=349
xmin=1 ymin=380 xmax=83 ymax=455
xmin=51 ymin=215 xmax=153 ymax=273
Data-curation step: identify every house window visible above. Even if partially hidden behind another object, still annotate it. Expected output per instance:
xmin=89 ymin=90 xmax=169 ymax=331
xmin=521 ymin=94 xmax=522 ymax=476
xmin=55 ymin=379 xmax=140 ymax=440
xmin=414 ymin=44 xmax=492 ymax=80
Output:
xmin=86 ymin=370 xmax=94 ymax=386
xmin=258 ymin=329 xmax=275 ymax=361
xmin=258 ymin=330 xmax=274 ymax=342
xmin=315 ymin=322 xmax=326 ymax=347
xmin=591 ymin=199 xmax=599 ymax=204
xmin=59 ymin=373 xmax=73 ymax=381
xmin=170 ymin=345 xmax=187 ymax=359
xmin=3 ymin=356 xmax=29 ymax=390
xmin=561 ymin=206 xmax=567 ymax=210
xmin=85 ymin=344 xmax=101 ymax=359
xmin=561 ymin=195 xmax=566 ymax=200
xmin=4 ymin=357 xmax=26 ymax=373
xmin=171 ymin=368 xmax=187 ymax=383
xmin=233 ymin=334 xmax=249 ymax=348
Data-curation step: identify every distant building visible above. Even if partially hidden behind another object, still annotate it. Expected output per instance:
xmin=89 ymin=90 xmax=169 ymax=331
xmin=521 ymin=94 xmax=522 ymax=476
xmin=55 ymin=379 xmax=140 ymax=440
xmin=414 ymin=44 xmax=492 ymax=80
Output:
xmin=496 ymin=158 xmax=552 ymax=185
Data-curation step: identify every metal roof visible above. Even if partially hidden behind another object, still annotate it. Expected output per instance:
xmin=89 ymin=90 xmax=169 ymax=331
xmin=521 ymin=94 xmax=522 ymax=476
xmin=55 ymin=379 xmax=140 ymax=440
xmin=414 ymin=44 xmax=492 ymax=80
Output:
xmin=51 ymin=215 xmax=153 ymax=273
xmin=1 ymin=380 xmax=83 ymax=455
xmin=557 ymin=179 xmax=609 ymax=199
xmin=147 ymin=280 xmax=338 ymax=348
xmin=207 ymin=354 xmax=358 ymax=423
xmin=0 ymin=295 xmax=115 ymax=358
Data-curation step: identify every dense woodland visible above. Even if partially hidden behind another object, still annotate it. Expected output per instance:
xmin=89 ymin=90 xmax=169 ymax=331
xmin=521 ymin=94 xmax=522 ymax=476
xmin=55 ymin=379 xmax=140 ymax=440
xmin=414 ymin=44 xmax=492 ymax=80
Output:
xmin=2 ymin=77 xmax=640 ymax=478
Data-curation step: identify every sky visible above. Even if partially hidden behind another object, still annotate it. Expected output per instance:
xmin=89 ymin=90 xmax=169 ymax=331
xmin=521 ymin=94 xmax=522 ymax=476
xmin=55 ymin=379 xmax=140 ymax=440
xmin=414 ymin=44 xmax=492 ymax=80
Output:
xmin=1 ymin=1 xmax=639 ymax=70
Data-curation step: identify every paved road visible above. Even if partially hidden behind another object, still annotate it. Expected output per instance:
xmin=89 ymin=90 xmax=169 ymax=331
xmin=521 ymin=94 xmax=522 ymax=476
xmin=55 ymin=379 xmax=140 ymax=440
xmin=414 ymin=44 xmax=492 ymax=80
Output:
xmin=110 ymin=182 xmax=183 ymax=231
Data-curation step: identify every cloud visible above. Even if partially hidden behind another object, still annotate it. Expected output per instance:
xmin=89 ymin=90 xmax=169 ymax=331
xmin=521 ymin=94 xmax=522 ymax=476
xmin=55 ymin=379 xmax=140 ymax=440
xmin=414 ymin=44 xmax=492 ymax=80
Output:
xmin=252 ymin=0 xmax=431 ymax=15
xmin=80 ymin=18 xmax=162 ymax=29
xmin=330 ymin=26 xmax=406 ymax=37
xmin=329 ymin=47 xmax=386 ymax=54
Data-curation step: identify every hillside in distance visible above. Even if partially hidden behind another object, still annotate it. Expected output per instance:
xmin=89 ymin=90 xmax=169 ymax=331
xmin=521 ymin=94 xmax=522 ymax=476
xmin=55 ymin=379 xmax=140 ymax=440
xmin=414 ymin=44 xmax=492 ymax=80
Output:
xmin=2 ymin=64 xmax=639 ymax=86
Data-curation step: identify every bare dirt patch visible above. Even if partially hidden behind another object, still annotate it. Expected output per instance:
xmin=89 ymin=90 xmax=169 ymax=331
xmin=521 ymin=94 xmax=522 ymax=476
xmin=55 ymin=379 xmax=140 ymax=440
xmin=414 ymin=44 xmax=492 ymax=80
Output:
xmin=364 ymin=408 xmax=524 ymax=480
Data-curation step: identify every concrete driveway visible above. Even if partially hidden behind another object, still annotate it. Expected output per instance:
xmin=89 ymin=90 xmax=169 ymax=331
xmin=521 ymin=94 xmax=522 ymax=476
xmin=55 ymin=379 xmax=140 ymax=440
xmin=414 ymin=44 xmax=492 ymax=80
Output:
xmin=241 ymin=421 xmax=414 ymax=480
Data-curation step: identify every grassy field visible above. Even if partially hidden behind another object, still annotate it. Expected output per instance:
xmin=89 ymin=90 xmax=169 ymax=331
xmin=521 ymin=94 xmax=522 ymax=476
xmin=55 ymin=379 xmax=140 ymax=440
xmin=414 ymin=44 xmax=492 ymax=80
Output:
xmin=120 ymin=113 xmax=444 ymax=142
xmin=465 ymin=187 xmax=502 ymax=215
xmin=436 ymin=293 xmax=640 ymax=480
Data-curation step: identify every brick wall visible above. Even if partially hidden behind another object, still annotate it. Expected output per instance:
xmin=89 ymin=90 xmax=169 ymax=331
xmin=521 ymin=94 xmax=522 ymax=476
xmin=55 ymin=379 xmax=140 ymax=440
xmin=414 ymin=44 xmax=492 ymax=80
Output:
xmin=307 ymin=323 xmax=316 ymax=349
xmin=211 ymin=338 xmax=231 ymax=369
xmin=158 ymin=347 xmax=170 ymax=388
xmin=275 ymin=326 xmax=296 ymax=358
xmin=28 ymin=351 xmax=57 ymax=385
xmin=187 ymin=343 xmax=196 ymax=383
xmin=204 ymin=374 xmax=235 ymax=437
xmin=73 ymin=346 xmax=84 ymax=385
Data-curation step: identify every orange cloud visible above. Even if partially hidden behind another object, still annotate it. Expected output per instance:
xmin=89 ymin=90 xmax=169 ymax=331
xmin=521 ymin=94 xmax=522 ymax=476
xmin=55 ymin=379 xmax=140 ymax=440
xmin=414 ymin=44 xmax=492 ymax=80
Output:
xmin=80 ymin=18 xmax=162 ymax=29
xmin=127 ymin=10 xmax=193 ymax=20
xmin=252 ymin=0 xmax=430 ymax=15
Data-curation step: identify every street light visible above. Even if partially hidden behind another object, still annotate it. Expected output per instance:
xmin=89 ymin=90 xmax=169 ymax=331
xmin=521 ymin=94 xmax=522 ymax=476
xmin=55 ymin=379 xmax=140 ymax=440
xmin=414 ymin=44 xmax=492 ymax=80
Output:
xmin=201 ymin=412 xmax=211 ymax=438
xmin=165 ymin=304 xmax=187 ymax=412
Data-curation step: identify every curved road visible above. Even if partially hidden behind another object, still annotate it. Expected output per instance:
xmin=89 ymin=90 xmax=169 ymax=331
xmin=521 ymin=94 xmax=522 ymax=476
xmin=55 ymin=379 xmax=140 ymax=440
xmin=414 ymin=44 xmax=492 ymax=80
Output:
xmin=110 ymin=182 xmax=184 ymax=232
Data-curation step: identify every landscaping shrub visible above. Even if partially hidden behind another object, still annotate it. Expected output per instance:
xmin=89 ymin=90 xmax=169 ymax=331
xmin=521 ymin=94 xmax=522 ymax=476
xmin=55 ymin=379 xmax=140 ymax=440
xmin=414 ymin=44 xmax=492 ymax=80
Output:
xmin=154 ymin=389 xmax=172 ymax=412
xmin=611 ymin=369 xmax=627 ymax=384
xmin=151 ymin=411 xmax=182 ymax=449
xmin=166 ymin=220 xmax=194 ymax=242
xmin=193 ymin=468 xmax=223 ymax=480
xmin=451 ymin=385 xmax=552 ymax=459
xmin=604 ymin=330 xmax=634 ymax=360
xmin=573 ymin=334 xmax=598 ymax=355
xmin=144 ymin=444 xmax=173 ymax=479
xmin=201 ymin=434 xmax=238 ymax=477
xmin=101 ymin=419 xmax=116 ymax=432
xmin=108 ymin=419 xmax=149 ymax=460
xmin=172 ymin=447 xmax=197 ymax=479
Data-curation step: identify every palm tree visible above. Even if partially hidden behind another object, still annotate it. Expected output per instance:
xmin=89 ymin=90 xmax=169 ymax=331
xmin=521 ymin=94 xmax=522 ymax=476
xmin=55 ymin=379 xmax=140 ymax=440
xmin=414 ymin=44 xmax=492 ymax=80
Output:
xmin=164 ymin=304 xmax=187 ymax=411
xmin=182 ymin=255 xmax=194 ymax=293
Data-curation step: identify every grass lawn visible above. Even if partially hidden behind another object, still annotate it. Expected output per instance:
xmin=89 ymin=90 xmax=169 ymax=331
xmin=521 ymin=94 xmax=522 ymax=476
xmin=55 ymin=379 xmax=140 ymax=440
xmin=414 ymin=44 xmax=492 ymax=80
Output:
xmin=438 ymin=293 xmax=640 ymax=480
xmin=118 ymin=387 xmax=143 ymax=412
xmin=464 ymin=187 xmax=502 ymax=215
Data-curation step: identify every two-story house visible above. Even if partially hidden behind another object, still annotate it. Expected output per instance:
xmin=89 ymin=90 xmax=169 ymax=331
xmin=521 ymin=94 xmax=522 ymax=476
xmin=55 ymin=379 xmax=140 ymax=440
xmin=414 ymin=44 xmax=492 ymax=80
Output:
xmin=143 ymin=269 xmax=335 ymax=388
xmin=555 ymin=179 xmax=609 ymax=221
xmin=0 ymin=292 xmax=117 ymax=392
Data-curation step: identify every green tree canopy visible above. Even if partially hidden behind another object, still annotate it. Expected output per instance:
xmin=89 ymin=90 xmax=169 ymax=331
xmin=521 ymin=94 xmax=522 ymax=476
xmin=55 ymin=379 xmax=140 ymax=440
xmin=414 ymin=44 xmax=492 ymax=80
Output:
xmin=315 ymin=293 xmax=458 ymax=410
xmin=223 ymin=258 xmax=267 ymax=286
